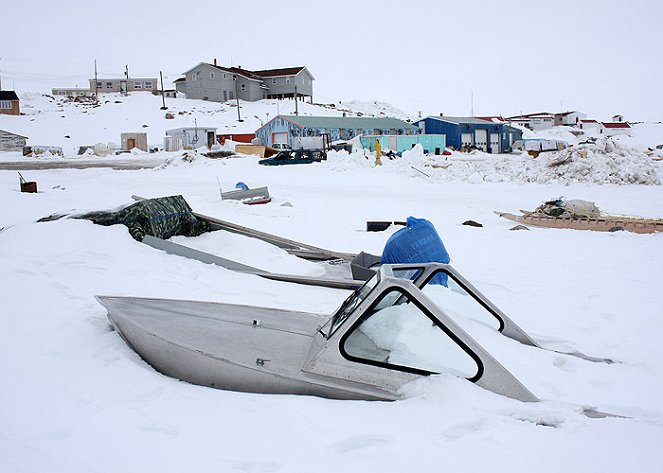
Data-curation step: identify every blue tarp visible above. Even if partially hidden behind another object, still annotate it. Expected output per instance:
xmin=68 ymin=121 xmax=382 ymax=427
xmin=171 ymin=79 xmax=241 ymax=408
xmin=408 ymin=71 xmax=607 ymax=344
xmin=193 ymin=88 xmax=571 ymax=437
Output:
xmin=381 ymin=217 xmax=450 ymax=286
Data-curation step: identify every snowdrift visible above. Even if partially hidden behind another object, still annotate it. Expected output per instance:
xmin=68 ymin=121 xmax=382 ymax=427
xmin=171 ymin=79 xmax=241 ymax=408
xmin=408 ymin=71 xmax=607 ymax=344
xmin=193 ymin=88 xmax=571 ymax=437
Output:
xmin=326 ymin=139 xmax=661 ymax=185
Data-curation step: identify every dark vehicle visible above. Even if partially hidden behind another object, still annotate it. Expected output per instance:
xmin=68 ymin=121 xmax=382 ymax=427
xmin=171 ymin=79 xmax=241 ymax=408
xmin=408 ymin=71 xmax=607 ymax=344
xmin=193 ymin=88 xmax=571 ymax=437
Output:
xmin=259 ymin=149 xmax=327 ymax=166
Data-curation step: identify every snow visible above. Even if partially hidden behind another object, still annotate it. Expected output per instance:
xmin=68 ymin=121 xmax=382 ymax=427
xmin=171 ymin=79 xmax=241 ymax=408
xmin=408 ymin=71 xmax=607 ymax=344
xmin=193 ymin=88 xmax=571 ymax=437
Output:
xmin=2 ymin=93 xmax=410 ymax=155
xmin=2 ymin=94 xmax=663 ymax=473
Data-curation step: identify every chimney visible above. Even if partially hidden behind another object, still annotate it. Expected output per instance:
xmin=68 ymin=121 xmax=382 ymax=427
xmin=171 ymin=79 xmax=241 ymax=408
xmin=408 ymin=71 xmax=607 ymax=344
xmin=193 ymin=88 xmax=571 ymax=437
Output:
xmin=439 ymin=113 xmax=444 ymax=117
xmin=214 ymin=58 xmax=217 ymax=66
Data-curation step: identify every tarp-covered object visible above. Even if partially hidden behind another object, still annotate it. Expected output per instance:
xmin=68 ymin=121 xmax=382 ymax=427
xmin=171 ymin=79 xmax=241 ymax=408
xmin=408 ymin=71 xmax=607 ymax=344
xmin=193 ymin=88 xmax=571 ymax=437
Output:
xmin=74 ymin=195 xmax=211 ymax=241
xmin=534 ymin=197 xmax=601 ymax=219
xmin=381 ymin=217 xmax=450 ymax=286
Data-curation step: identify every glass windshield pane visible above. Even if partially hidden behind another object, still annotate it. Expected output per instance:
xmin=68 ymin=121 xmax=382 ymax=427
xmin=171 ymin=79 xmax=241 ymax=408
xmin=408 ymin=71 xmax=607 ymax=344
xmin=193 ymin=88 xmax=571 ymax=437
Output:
xmin=343 ymin=289 xmax=480 ymax=378
xmin=391 ymin=268 xmax=422 ymax=282
xmin=420 ymin=270 xmax=501 ymax=330
xmin=328 ymin=272 xmax=380 ymax=336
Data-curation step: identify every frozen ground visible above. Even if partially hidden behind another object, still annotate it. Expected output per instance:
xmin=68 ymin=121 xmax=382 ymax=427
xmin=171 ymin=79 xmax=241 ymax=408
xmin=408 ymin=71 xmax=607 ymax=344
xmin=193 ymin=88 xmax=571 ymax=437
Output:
xmin=2 ymin=150 xmax=663 ymax=472
xmin=1 ymin=94 xmax=663 ymax=473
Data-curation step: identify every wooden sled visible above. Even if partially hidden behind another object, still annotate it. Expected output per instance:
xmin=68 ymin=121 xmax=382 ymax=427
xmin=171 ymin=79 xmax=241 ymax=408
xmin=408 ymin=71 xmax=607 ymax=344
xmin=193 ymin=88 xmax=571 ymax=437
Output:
xmin=494 ymin=210 xmax=663 ymax=234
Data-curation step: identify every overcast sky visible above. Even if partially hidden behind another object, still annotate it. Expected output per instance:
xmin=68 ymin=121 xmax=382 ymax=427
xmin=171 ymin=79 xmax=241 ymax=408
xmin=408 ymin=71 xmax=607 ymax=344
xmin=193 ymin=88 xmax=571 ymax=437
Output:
xmin=2 ymin=0 xmax=662 ymax=121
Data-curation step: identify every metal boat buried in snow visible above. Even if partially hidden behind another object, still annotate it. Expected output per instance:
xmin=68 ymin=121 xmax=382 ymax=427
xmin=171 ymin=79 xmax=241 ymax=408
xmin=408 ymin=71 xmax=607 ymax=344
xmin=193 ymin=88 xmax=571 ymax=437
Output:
xmin=97 ymin=263 xmax=540 ymax=402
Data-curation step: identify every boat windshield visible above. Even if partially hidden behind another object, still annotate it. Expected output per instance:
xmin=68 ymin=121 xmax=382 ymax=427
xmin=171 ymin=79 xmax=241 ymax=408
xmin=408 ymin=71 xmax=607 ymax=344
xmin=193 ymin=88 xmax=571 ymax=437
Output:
xmin=419 ymin=269 xmax=503 ymax=330
xmin=326 ymin=272 xmax=380 ymax=337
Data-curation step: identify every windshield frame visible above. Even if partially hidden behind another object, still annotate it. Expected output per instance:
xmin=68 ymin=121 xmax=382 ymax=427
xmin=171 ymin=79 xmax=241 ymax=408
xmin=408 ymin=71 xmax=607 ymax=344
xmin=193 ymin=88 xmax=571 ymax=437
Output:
xmin=323 ymin=271 xmax=381 ymax=338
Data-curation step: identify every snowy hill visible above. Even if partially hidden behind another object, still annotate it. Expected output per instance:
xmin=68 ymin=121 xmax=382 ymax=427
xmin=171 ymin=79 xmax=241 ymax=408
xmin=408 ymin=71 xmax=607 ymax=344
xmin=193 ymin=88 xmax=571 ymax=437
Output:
xmin=0 ymin=93 xmax=413 ymax=154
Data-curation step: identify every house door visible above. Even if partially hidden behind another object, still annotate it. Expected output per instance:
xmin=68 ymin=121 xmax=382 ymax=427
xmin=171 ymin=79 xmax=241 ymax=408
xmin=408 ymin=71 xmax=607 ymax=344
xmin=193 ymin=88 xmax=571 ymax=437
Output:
xmin=272 ymin=132 xmax=288 ymax=146
xmin=207 ymin=131 xmax=215 ymax=148
xmin=127 ymin=138 xmax=136 ymax=150
xmin=120 ymin=81 xmax=127 ymax=95
xmin=388 ymin=136 xmax=398 ymax=152
xmin=474 ymin=129 xmax=488 ymax=152
xmin=489 ymin=133 xmax=500 ymax=154
xmin=461 ymin=132 xmax=473 ymax=148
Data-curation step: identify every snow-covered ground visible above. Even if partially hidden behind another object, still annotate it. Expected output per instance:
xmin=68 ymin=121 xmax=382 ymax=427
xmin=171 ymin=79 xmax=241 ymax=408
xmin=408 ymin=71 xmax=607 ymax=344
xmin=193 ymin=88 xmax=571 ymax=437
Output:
xmin=2 ymin=93 xmax=413 ymax=154
xmin=2 ymin=95 xmax=663 ymax=473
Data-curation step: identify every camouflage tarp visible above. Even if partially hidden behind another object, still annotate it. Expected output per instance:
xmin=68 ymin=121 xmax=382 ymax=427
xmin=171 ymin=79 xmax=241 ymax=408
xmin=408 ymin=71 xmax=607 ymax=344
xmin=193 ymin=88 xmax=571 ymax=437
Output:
xmin=533 ymin=197 xmax=601 ymax=219
xmin=39 ymin=195 xmax=210 ymax=241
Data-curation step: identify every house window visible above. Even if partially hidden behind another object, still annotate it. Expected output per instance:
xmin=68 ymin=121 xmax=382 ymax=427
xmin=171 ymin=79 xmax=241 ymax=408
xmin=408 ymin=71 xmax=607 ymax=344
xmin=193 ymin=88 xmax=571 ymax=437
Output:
xmin=286 ymin=76 xmax=291 ymax=83
xmin=223 ymin=73 xmax=228 ymax=79
xmin=240 ymin=84 xmax=246 ymax=91
xmin=106 ymin=82 xmax=113 ymax=89
xmin=134 ymin=82 xmax=142 ymax=89
xmin=144 ymin=81 xmax=152 ymax=88
xmin=210 ymin=72 xmax=215 ymax=79
xmin=302 ymin=77 xmax=305 ymax=84
xmin=0 ymin=100 xmax=11 ymax=109
xmin=96 ymin=81 xmax=102 ymax=88
xmin=272 ymin=78 xmax=277 ymax=84
xmin=192 ymin=73 xmax=198 ymax=81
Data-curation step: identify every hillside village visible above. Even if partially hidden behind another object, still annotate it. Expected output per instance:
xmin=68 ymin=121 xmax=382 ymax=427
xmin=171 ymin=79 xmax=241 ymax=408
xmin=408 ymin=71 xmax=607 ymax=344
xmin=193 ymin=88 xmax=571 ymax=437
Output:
xmin=1 ymin=59 xmax=658 ymax=161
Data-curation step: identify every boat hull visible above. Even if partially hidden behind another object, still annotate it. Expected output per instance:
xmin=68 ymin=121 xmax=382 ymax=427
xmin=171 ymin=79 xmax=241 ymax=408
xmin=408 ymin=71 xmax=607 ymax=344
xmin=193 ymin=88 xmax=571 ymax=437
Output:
xmin=97 ymin=295 xmax=394 ymax=400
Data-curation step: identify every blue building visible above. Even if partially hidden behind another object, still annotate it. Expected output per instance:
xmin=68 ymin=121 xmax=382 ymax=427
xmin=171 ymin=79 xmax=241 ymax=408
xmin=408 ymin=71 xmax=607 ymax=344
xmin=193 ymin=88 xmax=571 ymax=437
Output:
xmin=413 ymin=116 xmax=523 ymax=153
xmin=255 ymin=115 xmax=419 ymax=147
xmin=359 ymin=134 xmax=446 ymax=155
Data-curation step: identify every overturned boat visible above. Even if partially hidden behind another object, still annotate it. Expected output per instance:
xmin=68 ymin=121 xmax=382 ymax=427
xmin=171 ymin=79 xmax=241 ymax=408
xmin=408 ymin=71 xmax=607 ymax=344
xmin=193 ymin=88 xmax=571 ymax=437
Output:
xmin=98 ymin=263 xmax=543 ymax=402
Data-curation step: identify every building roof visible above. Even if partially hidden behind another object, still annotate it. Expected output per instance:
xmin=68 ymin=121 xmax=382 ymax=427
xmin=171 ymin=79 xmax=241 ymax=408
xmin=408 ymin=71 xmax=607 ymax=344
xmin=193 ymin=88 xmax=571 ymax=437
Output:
xmin=475 ymin=115 xmax=505 ymax=122
xmin=182 ymin=63 xmax=313 ymax=83
xmin=252 ymin=67 xmax=307 ymax=77
xmin=422 ymin=116 xmax=496 ymax=125
xmin=0 ymin=129 xmax=28 ymax=138
xmin=166 ymin=127 xmax=218 ymax=133
xmin=602 ymin=122 xmax=631 ymax=128
xmin=506 ymin=112 xmax=553 ymax=120
xmin=262 ymin=115 xmax=417 ymax=131
xmin=580 ymin=119 xmax=598 ymax=123
xmin=0 ymin=91 xmax=19 ymax=101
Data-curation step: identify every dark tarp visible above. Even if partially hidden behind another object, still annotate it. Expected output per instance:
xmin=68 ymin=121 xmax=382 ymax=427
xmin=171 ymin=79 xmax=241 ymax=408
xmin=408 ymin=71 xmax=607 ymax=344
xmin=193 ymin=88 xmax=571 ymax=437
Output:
xmin=39 ymin=195 xmax=211 ymax=241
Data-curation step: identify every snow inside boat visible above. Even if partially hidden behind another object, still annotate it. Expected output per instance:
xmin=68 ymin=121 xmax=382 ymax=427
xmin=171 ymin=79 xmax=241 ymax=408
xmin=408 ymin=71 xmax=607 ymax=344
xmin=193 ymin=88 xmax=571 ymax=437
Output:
xmin=97 ymin=263 xmax=539 ymax=402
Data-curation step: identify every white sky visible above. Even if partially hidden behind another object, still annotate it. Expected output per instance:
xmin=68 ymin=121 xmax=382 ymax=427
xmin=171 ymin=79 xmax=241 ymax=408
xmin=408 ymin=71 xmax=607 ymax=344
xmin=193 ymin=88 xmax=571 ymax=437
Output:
xmin=3 ymin=0 xmax=662 ymax=121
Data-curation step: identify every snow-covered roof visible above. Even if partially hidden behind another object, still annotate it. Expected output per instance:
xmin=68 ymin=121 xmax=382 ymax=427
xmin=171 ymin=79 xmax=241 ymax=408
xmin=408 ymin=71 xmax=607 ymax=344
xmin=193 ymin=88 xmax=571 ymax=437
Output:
xmin=0 ymin=128 xmax=27 ymax=138
xmin=421 ymin=116 xmax=496 ymax=125
xmin=260 ymin=115 xmax=416 ymax=132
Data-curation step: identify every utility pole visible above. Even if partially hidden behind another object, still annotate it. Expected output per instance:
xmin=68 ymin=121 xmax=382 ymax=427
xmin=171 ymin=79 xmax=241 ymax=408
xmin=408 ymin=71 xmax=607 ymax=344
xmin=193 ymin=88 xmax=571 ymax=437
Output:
xmin=233 ymin=74 xmax=243 ymax=122
xmin=94 ymin=59 xmax=98 ymax=100
xmin=160 ymin=71 xmax=167 ymax=110
xmin=294 ymin=85 xmax=298 ymax=115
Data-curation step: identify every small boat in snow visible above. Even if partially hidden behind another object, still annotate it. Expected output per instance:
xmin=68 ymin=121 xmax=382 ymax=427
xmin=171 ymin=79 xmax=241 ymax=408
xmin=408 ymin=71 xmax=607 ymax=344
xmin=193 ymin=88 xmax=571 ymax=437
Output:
xmin=97 ymin=263 xmax=539 ymax=402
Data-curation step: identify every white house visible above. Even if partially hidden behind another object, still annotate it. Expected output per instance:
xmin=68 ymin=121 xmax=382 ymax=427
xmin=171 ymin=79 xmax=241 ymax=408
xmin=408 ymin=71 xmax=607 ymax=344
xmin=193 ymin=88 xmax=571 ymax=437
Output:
xmin=506 ymin=112 xmax=554 ymax=131
xmin=166 ymin=127 xmax=218 ymax=148
xmin=612 ymin=114 xmax=625 ymax=123
xmin=579 ymin=119 xmax=601 ymax=131
xmin=600 ymin=122 xmax=631 ymax=137
xmin=554 ymin=111 xmax=587 ymax=126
